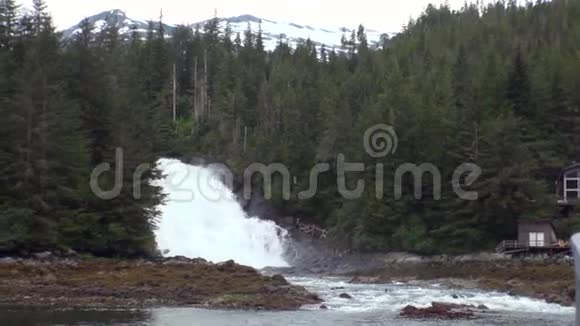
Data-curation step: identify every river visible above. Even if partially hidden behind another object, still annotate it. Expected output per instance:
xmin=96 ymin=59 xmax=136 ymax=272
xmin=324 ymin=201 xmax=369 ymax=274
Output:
xmin=0 ymin=275 xmax=574 ymax=325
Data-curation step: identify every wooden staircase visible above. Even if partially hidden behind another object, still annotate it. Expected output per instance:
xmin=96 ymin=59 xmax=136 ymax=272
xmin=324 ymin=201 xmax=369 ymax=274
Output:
xmin=495 ymin=240 xmax=529 ymax=255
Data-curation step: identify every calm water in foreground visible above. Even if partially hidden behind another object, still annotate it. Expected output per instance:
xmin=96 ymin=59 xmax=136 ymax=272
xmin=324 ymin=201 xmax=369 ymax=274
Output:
xmin=0 ymin=276 xmax=574 ymax=326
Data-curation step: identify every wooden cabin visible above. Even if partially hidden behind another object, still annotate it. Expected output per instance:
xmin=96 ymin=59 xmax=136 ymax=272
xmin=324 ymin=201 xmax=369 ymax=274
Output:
xmin=557 ymin=163 xmax=580 ymax=206
xmin=517 ymin=220 xmax=557 ymax=248
xmin=496 ymin=165 xmax=577 ymax=255
xmin=496 ymin=220 xmax=569 ymax=255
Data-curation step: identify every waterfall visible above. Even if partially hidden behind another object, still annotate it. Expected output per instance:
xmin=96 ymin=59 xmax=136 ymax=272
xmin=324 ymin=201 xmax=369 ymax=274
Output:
xmin=154 ymin=158 xmax=289 ymax=269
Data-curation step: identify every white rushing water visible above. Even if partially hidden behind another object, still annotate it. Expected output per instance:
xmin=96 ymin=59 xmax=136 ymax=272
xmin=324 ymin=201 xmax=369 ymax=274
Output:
xmin=146 ymin=277 xmax=574 ymax=326
xmin=289 ymin=276 xmax=575 ymax=315
xmin=155 ymin=158 xmax=289 ymax=269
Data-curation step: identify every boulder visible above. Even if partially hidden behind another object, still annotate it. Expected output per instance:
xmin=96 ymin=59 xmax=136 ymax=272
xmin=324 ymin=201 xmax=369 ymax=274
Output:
xmin=163 ymin=256 xmax=209 ymax=265
xmin=271 ymin=274 xmax=289 ymax=286
xmin=506 ymin=279 xmax=523 ymax=288
xmin=260 ymin=285 xmax=278 ymax=294
xmin=33 ymin=252 xmax=53 ymax=260
xmin=0 ymin=257 xmax=17 ymax=265
xmin=174 ymin=255 xmax=191 ymax=261
xmin=61 ymin=259 xmax=79 ymax=268
xmin=545 ymin=294 xmax=568 ymax=305
xmin=305 ymin=292 xmax=323 ymax=302
xmin=339 ymin=293 xmax=353 ymax=299
xmin=191 ymin=258 xmax=209 ymax=265
xmin=348 ymin=276 xmax=380 ymax=284
xmin=432 ymin=302 xmax=475 ymax=310
xmin=44 ymin=273 xmax=57 ymax=282
xmin=320 ymin=305 xmax=329 ymax=310
xmin=401 ymin=304 xmax=474 ymax=320
xmin=401 ymin=302 xmax=488 ymax=320
xmin=217 ymin=259 xmax=236 ymax=270
xmin=64 ymin=249 xmax=79 ymax=258
xmin=567 ymin=286 xmax=575 ymax=300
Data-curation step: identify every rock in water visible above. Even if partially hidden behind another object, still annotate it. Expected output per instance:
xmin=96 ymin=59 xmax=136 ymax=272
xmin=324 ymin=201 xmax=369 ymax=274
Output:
xmin=400 ymin=302 xmax=488 ymax=320
xmin=348 ymin=276 xmax=380 ymax=284
xmin=339 ymin=293 xmax=353 ymax=299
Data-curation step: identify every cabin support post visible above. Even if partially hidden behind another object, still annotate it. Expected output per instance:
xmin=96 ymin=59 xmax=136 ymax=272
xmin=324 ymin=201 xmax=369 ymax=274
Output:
xmin=571 ymin=234 xmax=580 ymax=326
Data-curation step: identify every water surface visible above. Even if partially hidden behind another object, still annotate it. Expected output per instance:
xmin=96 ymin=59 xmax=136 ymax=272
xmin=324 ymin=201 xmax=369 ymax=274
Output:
xmin=1 ymin=276 xmax=574 ymax=326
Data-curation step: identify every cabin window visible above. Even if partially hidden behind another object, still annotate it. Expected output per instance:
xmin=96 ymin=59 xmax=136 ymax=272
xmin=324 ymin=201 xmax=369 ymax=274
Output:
xmin=529 ymin=232 xmax=545 ymax=247
xmin=567 ymin=190 xmax=580 ymax=199
xmin=564 ymin=170 xmax=580 ymax=200
xmin=566 ymin=180 xmax=578 ymax=188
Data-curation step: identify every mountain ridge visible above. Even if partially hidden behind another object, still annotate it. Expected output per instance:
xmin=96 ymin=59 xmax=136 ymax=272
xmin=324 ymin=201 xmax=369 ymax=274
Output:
xmin=62 ymin=9 xmax=396 ymax=50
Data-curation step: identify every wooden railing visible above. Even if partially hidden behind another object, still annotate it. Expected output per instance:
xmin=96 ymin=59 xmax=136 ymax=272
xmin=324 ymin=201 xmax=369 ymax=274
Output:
xmin=496 ymin=240 xmax=570 ymax=254
xmin=496 ymin=240 xmax=519 ymax=253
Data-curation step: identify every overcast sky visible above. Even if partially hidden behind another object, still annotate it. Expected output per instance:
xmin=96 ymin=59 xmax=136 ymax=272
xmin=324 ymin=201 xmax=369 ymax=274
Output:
xmin=16 ymin=0 xmax=486 ymax=32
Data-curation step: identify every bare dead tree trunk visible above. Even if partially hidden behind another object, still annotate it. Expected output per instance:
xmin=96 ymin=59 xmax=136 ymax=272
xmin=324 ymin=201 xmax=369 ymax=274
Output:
xmin=172 ymin=63 xmax=176 ymax=123
xmin=191 ymin=52 xmax=211 ymax=132
xmin=203 ymin=49 xmax=208 ymax=120
xmin=192 ymin=56 xmax=198 ymax=132
xmin=243 ymin=126 xmax=248 ymax=153
xmin=575 ymin=116 xmax=580 ymax=163
xmin=40 ymin=73 xmax=48 ymax=196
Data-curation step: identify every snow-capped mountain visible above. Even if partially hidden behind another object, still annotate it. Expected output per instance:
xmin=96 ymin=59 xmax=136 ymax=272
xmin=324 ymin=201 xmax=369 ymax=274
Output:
xmin=191 ymin=14 xmax=393 ymax=50
xmin=62 ymin=10 xmax=175 ymax=40
xmin=62 ymin=10 xmax=396 ymax=50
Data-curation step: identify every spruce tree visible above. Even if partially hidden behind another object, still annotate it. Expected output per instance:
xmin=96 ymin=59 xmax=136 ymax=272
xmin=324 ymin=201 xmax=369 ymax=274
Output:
xmin=0 ymin=0 xmax=18 ymax=49
xmin=506 ymin=49 xmax=532 ymax=118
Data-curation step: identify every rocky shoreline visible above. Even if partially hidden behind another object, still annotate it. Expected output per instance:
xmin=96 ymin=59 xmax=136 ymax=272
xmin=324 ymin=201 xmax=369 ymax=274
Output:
xmin=1 ymin=250 xmax=575 ymax=313
xmin=347 ymin=258 xmax=575 ymax=307
xmin=0 ymin=256 xmax=321 ymax=310
xmin=282 ymin=247 xmax=576 ymax=308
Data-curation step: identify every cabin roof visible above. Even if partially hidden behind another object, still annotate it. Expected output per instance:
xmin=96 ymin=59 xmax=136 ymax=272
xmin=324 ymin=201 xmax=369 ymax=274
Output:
xmin=518 ymin=219 xmax=555 ymax=228
xmin=562 ymin=163 xmax=580 ymax=173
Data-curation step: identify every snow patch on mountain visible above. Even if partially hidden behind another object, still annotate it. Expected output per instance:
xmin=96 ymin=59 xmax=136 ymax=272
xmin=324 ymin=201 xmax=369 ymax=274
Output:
xmin=211 ymin=14 xmax=391 ymax=50
xmin=62 ymin=9 xmax=174 ymax=39
xmin=62 ymin=10 xmax=396 ymax=50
